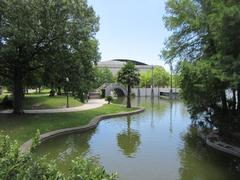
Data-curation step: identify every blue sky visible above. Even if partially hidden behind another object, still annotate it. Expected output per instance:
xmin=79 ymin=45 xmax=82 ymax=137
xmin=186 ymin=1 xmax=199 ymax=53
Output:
xmin=88 ymin=0 xmax=170 ymax=67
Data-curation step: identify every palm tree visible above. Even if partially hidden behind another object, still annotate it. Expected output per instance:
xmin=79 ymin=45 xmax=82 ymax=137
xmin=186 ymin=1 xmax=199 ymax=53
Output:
xmin=117 ymin=116 xmax=141 ymax=157
xmin=117 ymin=62 xmax=140 ymax=108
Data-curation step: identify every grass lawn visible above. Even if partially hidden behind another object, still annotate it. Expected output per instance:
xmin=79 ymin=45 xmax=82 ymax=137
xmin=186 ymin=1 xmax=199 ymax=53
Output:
xmin=23 ymin=95 xmax=82 ymax=109
xmin=0 ymin=104 xmax=138 ymax=144
xmin=0 ymin=92 xmax=82 ymax=110
xmin=0 ymin=95 xmax=4 ymax=101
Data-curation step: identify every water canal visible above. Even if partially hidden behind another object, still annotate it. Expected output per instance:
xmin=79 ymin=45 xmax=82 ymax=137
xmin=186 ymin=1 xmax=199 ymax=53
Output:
xmin=36 ymin=98 xmax=240 ymax=180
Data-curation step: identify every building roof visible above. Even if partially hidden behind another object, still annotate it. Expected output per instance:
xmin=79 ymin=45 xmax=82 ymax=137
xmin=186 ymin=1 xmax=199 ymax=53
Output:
xmin=98 ymin=59 xmax=148 ymax=66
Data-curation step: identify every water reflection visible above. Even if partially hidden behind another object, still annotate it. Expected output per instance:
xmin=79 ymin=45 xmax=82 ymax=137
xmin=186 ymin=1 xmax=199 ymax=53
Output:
xmin=169 ymin=101 xmax=173 ymax=135
xmin=117 ymin=116 xmax=141 ymax=158
xmin=179 ymin=127 xmax=240 ymax=180
xmin=34 ymin=97 xmax=240 ymax=179
xmin=35 ymin=129 xmax=96 ymax=172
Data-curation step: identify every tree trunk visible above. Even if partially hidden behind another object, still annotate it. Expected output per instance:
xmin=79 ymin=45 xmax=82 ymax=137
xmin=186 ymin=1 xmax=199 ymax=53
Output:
xmin=127 ymin=85 xmax=131 ymax=108
xmin=13 ymin=68 xmax=24 ymax=115
xmin=232 ymin=89 xmax=236 ymax=111
xmin=221 ymin=90 xmax=228 ymax=112
xmin=145 ymin=85 xmax=147 ymax=97
xmin=57 ymin=87 xmax=62 ymax=95
xmin=237 ymin=84 xmax=240 ymax=111
xmin=158 ymin=86 xmax=160 ymax=97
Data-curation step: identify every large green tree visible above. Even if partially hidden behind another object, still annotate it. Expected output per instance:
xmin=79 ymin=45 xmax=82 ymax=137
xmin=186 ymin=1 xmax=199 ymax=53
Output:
xmin=162 ymin=0 xmax=240 ymax=132
xmin=0 ymin=0 xmax=99 ymax=114
xmin=93 ymin=67 xmax=115 ymax=89
xmin=153 ymin=66 xmax=170 ymax=91
xmin=117 ymin=62 xmax=140 ymax=108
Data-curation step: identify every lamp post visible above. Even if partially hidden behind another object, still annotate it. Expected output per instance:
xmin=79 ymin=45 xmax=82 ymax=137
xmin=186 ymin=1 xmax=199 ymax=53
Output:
xmin=151 ymin=65 xmax=154 ymax=98
xmin=170 ymin=61 xmax=173 ymax=99
xmin=66 ymin=77 xmax=69 ymax=108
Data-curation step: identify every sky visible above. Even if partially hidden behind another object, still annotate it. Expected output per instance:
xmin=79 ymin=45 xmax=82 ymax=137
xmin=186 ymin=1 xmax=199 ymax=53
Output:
xmin=88 ymin=0 xmax=171 ymax=67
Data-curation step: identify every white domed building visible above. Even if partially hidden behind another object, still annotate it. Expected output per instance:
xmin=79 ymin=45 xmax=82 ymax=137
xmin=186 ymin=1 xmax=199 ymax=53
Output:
xmin=97 ymin=59 xmax=155 ymax=75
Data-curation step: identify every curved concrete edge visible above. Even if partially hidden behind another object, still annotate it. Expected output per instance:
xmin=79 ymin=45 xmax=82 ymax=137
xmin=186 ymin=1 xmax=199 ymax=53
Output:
xmin=197 ymin=129 xmax=240 ymax=158
xmin=20 ymin=107 xmax=145 ymax=154
xmin=0 ymin=99 xmax=106 ymax=114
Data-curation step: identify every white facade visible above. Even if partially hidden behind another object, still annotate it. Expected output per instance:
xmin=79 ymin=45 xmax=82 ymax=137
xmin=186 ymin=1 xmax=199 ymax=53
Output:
xmin=97 ymin=59 xmax=156 ymax=75
xmin=132 ymin=88 xmax=179 ymax=97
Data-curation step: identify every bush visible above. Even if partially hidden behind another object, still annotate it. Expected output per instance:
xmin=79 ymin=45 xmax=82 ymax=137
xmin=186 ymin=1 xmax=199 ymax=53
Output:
xmin=49 ymin=89 xmax=56 ymax=97
xmin=0 ymin=132 xmax=117 ymax=180
xmin=105 ymin=96 xmax=113 ymax=104
xmin=131 ymin=92 xmax=136 ymax=97
xmin=1 ymin=95 xmax=13 ymax=108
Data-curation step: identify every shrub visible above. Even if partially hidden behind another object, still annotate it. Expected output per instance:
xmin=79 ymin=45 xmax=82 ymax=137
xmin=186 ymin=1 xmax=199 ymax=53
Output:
xmin=49 ymin=89 xmax=56 ymax=97
xmin=105 ymin=96 xmax=113 ymax=104
xmin=131 ymin=92 xmax=136 ymax=97
xmin=1 ymin=95 xmax=13 ymax=108
xmin=0 ymin=132 xmax=117 ymax=179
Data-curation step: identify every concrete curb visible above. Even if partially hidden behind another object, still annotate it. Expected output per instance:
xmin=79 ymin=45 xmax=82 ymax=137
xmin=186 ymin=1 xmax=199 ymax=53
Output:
xmin=197 ymin=129 xmax=240 ymax=158
xmin=20 ymin=107 xmax=145 ymax=154
xmin=0 ymin=99 xmax=106 ymax=114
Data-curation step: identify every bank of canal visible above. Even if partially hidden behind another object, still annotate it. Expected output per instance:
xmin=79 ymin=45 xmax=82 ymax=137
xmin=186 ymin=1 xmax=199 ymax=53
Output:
xmin=35 ymin=97 xmax=240 ymax=180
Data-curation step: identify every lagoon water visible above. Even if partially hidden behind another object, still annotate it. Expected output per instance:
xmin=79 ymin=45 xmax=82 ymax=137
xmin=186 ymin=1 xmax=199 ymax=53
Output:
xmin=36 ymin=98 xmax=240 ymax=180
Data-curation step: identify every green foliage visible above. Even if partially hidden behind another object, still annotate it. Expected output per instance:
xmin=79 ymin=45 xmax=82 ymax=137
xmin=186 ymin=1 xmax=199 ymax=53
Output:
xmin=117 ymin=62 xmax=140 ymax=108
xmin=49 ymin=89 xmax=56 ymax=97
xmin=140 ymin=71 xmax=152 ymax=88
xmin=153 ymin=66 xmax=170 ymax=87
xmin=0 ymin=0 xmax=100 ymax=113
xmin=0 ymin=95 xmax=13 ymax=108
xmin=30 ymin=129 xmax=40 ymax=152
xmin=0 ymin=133 xmax=117 ymax=179
xmin=139 ymin=66 xmax=171 ymax=88
xmin=105 ymin=96 xmax=113 ymax=104
xmin=69 ymin=157 xmax=117 ymax=180
xmin=179 ymin=61 xmax=223 ymax=117
xmin=94 ymin=67 xmax=115 ymax=88
xmin=117 ymin=62 xmax=140 ymax=87
xmin=163 ymin=0 xmax=240 ymax=131
xmin=0 ymin=134 xmax=62 ymax=179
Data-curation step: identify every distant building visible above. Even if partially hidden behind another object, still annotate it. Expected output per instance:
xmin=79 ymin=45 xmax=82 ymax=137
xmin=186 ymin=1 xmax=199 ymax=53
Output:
xmin=97 ymin=59 xmax=156 ymax=75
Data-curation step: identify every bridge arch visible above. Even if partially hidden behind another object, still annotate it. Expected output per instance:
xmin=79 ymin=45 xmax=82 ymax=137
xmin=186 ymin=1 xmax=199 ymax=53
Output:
xmin=101 ymin=83 xmax=127 ymax=97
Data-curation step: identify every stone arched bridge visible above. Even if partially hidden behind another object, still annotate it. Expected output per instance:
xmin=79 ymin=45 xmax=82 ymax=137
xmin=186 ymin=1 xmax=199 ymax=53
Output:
xmin=99 ymin=83 xmax=127 ymax=97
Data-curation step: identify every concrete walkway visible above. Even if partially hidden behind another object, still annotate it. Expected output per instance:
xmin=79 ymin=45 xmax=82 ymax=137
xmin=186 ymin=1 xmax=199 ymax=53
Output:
xmin=0 ymin=99 xmax=106 ymax=114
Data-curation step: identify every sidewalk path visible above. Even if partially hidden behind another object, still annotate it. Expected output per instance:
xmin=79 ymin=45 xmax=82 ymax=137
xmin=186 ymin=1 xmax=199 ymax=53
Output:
xmin=0 ymin=99 xmax=106 ymax=114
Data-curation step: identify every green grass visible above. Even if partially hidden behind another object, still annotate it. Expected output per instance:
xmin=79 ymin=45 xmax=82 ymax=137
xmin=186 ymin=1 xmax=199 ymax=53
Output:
xmin=0 ymin=95 xmax=4 ymax=101
xmin=0 ymin=92 xmax=82 ymax=109
xmin=0 ymin=88 xmax=11 ymax=101
xmin=0 ymin=104 xmax=138 ymax=144
xmin=23 ymin=95 xmax=82 ymax=109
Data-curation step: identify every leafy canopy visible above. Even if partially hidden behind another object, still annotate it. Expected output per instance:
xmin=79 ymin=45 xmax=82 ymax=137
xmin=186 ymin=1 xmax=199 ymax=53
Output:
xmin=117 ymin=62 xmax=140 ymax=87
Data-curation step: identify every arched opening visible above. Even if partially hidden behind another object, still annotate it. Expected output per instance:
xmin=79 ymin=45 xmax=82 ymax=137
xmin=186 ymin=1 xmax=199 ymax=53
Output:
xmin=103 ymin=83 xmax=127 ymax=97
xmin=113 ymin=88 xmax=125 ymax=97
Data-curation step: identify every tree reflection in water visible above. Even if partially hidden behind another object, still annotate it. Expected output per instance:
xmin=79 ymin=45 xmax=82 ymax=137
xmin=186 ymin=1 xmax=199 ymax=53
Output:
xmin=179 ymin=127 xmax=240 ymax=180
xmin=35 ymin=129 xmax=96 ymax=173
xmin=117 ymin=116 xmax=141 ymax=158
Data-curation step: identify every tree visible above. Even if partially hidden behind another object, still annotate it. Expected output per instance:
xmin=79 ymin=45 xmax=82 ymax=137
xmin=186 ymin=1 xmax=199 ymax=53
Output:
xmin=117 ymin=62 xmax=140 ymax=108
xmin=117 ymin=116 xmax=141 ymax=157
xmin=94 ymin=67 xmax=115 ymax=89
xmin=0 ymin=0 xmax=99 ymax=114
xmin=140 ymin=71 xmax=151 ymax=96
xmin=162 ymin=0 xmax=240 ymax=132
xmin=153 ymin=66 xmax=170 ymax=96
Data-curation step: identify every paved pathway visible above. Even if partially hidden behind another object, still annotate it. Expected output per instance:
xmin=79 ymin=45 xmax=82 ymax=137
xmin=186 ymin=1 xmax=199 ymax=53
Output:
xmin=0 ymin=99 xmax=106 ymax=114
